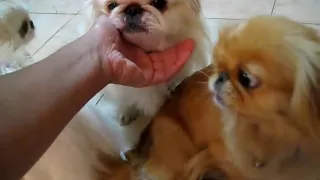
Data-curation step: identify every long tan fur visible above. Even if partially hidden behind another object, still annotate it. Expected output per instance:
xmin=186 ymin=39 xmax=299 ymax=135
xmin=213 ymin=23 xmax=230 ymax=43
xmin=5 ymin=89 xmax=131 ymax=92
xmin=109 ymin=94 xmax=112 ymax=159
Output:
xmin=96 ymin=66 xmax=246 ymax=180
xmin=210 ymin=15 xmax=320 ymax=180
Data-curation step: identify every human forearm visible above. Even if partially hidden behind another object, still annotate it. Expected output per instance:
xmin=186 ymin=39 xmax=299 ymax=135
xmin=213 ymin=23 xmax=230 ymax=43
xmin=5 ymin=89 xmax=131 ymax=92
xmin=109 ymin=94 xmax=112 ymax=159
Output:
xmin=0 ymin=33 xmax=108 ymax=180
xmin=0 ymin=15 xmax=194 ymax=180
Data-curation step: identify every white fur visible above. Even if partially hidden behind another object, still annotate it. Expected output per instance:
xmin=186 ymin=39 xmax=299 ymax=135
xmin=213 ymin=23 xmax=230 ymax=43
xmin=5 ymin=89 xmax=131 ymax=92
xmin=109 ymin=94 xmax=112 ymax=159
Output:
xmin=0 ymin=43 xmax=33 ymax=75
xmin=89 ymin=0 xmax=211 ymax=152
xmin=0 ymin=1 xmax=35 ymax=75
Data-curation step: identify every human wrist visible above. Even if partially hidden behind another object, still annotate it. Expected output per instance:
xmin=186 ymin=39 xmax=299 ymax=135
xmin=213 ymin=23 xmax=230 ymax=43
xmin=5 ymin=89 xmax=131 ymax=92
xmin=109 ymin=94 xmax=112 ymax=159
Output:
xmin=75 ymin=31 xmax=112 ymax=86
xmin=81 ymin=23 xmax=119 ymax=84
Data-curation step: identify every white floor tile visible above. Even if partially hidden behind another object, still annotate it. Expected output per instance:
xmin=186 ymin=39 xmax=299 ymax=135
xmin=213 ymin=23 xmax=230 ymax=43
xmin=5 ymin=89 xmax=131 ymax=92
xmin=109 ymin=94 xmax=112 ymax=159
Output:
xmin=25 ymin=14 xmax=74 ymax=56
xmin=273 ymin=0 xmax=320 ymax=24
xmin=202 ymin=0 xmax=275 ymax=19
xmin=205 ymin=19 xmax=243 ymax=44
xmin=32 ymin=14 xmax=89 ymax=62
xmin=21 ymin=0 xmax=87 ymax=14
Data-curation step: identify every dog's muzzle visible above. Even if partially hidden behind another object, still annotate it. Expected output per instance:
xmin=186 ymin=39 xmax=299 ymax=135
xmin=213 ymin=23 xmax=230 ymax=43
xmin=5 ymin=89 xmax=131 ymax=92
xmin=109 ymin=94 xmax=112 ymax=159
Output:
xmin=123 ymin=3 xmax=145 ymax=33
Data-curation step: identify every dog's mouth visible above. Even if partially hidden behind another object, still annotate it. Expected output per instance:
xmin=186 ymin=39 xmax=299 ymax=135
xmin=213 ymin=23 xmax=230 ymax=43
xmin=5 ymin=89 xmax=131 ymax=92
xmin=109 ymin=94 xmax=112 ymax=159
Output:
xmin=122 ymin=23 xmax=147 ymax=33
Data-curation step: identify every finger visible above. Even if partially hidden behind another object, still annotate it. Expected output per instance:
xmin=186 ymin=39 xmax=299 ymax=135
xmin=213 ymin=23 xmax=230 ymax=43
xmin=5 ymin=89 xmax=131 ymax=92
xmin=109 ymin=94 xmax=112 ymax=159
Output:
xmin=123 ymin=59 xmax=147 ymax=87
xmin=116 ymin=38 xmax=154 ymax=82
xmin=118 ymin=59 xmax=146 ymax=86
xmin=148 ymin=39 xmax=195 ymax=84
xmin=116 ymin=39 xmax=152 ymax=70
xmin=106 ymin=50 xmax=147 ymax=86
xmin=166 ymin=39 xmax=194 ymax=79
xmin=148 ymin=59 xmax=165 ymax=84
xmin=86 ymin=15 xmax=119 ymax=47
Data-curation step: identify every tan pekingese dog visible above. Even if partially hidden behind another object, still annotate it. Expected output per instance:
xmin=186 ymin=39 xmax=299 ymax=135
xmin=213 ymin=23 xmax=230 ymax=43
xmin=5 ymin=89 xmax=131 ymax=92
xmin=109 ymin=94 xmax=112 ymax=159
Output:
xmin=93 ymin=66 xmax=246 ymax=180
xmin=209 ymin=15 xmax=320 ymax=180
xmin=90 ymin=15 xmax=320 ymax=180
xmin=0 ymin=1 xmax=35 ymax=75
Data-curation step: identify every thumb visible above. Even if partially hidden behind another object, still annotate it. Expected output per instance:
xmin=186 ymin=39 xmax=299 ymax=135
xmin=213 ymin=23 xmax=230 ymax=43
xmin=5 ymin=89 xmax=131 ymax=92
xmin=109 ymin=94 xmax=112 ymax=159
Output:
xmin=91 ymin=15 xmax=118 ymax=38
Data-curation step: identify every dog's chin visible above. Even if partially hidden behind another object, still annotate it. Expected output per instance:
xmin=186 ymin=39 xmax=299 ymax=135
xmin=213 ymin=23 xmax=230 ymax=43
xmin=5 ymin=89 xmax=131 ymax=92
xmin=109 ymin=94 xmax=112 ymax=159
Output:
xmin=122 ymin=29 xmax=166 ymax=52
xmin=113 ymin=21 xmax=167 ymax=52
xmin=214 ymin=94 xmax=226 ymax=109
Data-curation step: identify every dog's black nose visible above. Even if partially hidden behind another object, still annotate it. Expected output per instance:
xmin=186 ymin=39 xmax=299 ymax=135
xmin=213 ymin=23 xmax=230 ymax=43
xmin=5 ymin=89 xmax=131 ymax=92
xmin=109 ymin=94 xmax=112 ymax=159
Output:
xmin=124 ymin=3 xmax=143 ymax=17
xmin=216 ymin=72 xmax=229 ymax=84
xmin=30 ymin=20 xmax=35 ymax=29
xmin=214 ymin=72 xmax=229 ymax=90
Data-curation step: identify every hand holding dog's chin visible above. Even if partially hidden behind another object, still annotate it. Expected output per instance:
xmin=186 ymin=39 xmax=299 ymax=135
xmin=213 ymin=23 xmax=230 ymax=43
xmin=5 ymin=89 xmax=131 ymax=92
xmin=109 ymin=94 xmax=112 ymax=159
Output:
xmin=86 ymin=15 xmax=195 ymax=87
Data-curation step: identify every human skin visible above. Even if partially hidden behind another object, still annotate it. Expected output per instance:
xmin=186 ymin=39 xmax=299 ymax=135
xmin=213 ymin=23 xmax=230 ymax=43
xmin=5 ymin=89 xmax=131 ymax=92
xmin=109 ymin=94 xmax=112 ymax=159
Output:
xmin=0 ymin=16 xmax=194 ymax=180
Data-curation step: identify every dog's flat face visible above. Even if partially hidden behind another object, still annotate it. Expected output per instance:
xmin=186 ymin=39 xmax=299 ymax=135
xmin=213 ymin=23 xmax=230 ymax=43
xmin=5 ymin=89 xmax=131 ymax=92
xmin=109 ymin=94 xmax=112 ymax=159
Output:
xmin=94 ymin=0 xmax=200 ymax=51
xmin=208 ymin=15 xmax=320 ymax=178
xmin=208 ymin=16 xmax=320 ymax=139
xmin=0 ymin=2 xmax=35 ymax=46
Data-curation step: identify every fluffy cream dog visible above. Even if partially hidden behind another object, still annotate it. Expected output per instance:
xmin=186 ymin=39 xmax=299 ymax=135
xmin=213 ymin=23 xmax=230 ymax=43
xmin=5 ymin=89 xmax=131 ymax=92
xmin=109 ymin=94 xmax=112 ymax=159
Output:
xmin=88 ymin=0 xmax=211 ymax=154
xmin=0 ymin=1 xmax=35 ymax=75
xmin=24 ymin=0 xmax=210 ymax=179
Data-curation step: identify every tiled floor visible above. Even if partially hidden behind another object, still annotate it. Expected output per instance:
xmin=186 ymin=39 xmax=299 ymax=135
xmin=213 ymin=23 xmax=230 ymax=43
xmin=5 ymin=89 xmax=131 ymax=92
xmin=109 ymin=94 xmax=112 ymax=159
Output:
xmin=18 ymin=0 xmax=320 ymax=62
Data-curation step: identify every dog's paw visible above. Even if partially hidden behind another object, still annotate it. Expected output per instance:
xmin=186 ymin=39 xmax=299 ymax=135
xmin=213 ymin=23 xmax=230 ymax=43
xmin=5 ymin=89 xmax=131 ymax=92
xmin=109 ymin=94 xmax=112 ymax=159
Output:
xmin=119 ymin=107 xmax=141 ymax=126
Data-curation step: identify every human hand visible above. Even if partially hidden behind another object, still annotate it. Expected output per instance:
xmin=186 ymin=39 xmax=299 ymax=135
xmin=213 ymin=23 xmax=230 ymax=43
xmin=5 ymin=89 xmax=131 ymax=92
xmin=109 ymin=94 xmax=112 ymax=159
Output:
xmin=86 ymin=15 xmax=195 ymax=87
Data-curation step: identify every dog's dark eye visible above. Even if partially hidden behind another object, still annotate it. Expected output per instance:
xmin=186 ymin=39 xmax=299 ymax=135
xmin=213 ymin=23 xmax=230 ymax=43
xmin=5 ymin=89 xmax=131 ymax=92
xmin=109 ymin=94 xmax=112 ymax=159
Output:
xmin=19 ymin=19 xmax=29 ymax=38
xmin=238 ymin=69 xmax=259 ymax=89
xmin=199 ymin=169 xmax=227 ymax=180
xmin=151 ymin=0 xmax=167 ymax=11
xmin=30 ymin=20 xmax=35 ymax=29
xmin=107 ymin=2 xmax=118 ymax=11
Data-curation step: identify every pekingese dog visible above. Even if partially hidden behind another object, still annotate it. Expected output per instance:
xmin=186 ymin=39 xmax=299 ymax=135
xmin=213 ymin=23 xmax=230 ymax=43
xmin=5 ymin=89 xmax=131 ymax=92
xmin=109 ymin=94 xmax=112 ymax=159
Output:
xmin=0 ymin=1 xmax=35 ymax=75
xmin=24 ymin=0 xmax=210 ymax=179
xmin=93 ymin=66 xmax=246 ymax=180
xmin=209 ymin=15 xmax=320 ymax=180
xmin=86 ymin=0 xmax=210 ymax=155
xmin=85 ymin=16 xmax=320 ymax=180
xmin=0 ymin=1 xmax=35 ymax=46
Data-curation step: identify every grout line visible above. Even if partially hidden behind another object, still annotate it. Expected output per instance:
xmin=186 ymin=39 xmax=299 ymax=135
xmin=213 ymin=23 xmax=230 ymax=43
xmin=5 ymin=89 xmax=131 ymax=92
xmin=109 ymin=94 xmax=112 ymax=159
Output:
xmin=31 ymin=15 xmax=76 ymax=56
xmin=76 ymin=4 xmax=89 ymax=15
xmin=271 ymin=0 xmax=277 ymax=15
xmin=30 ymin=12 xmax=78 ymax=15
xmin=302 ymin=22 xmax=320 ymax=26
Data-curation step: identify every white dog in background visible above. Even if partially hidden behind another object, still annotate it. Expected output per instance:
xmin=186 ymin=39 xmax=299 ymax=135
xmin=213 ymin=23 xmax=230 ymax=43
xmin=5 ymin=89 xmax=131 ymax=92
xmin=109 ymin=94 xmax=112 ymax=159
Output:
xmin=24 ymin=0 xmax=211 ymax=179
xmin=0 ymin=1 xmax=35 ymax=75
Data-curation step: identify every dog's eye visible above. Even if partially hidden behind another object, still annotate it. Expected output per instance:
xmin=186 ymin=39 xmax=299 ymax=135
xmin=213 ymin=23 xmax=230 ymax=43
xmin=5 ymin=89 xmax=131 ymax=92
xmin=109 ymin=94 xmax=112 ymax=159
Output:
xmin=30 ymin=20 xmax=35 ymax=30
xmin=151 ymin=0 xmax=167 ymax=11
xmin=238 ymin=69 xmax=259 ymax=89
xmin=19 ymin=19 xmax=29 ymax=38
xmin=107 ymin=1 xmax=118 ymax=11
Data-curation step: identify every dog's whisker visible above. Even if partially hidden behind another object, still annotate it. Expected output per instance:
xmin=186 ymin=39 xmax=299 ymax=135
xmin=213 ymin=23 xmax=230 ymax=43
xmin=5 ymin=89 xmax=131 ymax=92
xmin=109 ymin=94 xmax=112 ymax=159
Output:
xmin=196 ymin=81 xmax=208 ymax=84
xmin=198 ymin=70 xmax=210 ymax=77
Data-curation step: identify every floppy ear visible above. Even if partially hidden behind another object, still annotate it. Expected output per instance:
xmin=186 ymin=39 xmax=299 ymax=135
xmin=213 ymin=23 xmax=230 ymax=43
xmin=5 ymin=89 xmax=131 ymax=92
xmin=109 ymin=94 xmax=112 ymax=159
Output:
xmin=286 ymin=27 xmax=320 ymax=138
xmin=188 ymin=0 xmax=201 ymax=13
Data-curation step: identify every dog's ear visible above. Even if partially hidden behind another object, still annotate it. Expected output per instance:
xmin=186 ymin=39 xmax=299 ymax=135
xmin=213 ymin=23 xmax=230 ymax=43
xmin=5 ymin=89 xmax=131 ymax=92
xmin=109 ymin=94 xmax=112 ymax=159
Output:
xmin=188 ymin=0 xmax=201 ymax=13
xmin=287 ymin=26 xmax=320 ymax=138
